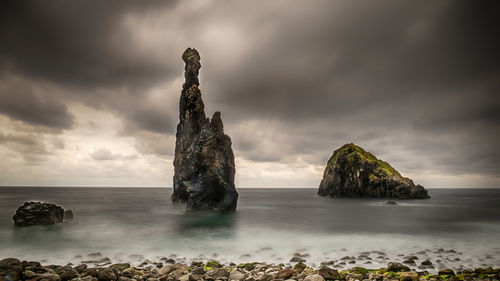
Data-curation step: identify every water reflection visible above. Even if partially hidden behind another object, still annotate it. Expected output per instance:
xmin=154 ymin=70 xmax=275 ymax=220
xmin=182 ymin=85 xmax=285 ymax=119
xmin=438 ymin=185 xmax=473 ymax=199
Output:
xmin=174 ymin=211 xmax=236 ymax=233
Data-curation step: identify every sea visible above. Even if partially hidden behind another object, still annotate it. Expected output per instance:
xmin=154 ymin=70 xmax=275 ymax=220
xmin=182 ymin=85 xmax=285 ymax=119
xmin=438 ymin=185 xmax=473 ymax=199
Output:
xmin=0 ymin=187 xmax=499 ymax=271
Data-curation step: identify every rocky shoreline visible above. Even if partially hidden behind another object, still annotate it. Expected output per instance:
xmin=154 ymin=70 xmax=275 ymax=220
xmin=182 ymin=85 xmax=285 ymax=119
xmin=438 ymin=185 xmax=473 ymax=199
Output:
xmin=1 ymin=256 xmax=498 ymax=281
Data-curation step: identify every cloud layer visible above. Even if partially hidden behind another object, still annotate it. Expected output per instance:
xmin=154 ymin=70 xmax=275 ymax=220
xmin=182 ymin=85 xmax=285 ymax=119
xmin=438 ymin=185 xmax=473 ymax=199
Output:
xmin=0 ymin=0 xmax=499 ymax=187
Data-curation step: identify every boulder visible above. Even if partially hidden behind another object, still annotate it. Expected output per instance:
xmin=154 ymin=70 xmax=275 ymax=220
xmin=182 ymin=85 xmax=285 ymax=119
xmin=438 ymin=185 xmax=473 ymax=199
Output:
xmin=304 ymin=274 xmax=325 ymax=281
xmin=229 ymin=269 xmax=245 ymax=281
xmin=39 ymin=273 xmax=61 ymax=281
xmin=74 ymin=264 xmax=88 ymax=274
xmin=318 ymin=143 xmax=429 ymax=199
xmin=172 ymin=48 xmax=238 ymax=212
xmin=205 ymin=268 xmax=229 ymax=279
xmin=97 ymin=268 xmax=117 ymax=281
xmin=399 ymin=272 xmax=419 ymax=281
xmin=350 ymin=267 xmax=369 ymax=275
xmin=421 ymin=260 xmax=432 ymax=266
xmin=318 ymin=267 xmax=340 ymax=280
xmin=81 ymin=268 xmax=98 ymax=278
xmin=0 ymin=258 xmax=22 ymax=281
xmin=257 ymin=273 xmax=273 ymax=281
xmin=0 ymin=258 xmax=21 ymax=269
xmin=368 ymin=273 xmax=383 ymax=281
xmin=403 ymin=259 xmax=416 ymax=265
xmin=188 ymin=274 xmax=202 ymax=281
xmin=23 ymin=270 xmax=37 ymax=279
xmin=21 ymin=261 xmax=42 ymax=270
xmin=56 ymin=266 xmax=78 ymax=281
xmin=110 ymin=264 xmax=130 ymax=272
xmin=190 ymin=267 xmax=205 ymax=276
xmin=64 ymin=210 xmax=74 ymax=222
xmin=122 ymin=268 xmax=138 ymax=278
xmin=388 ymin=262 xmax=410 ymax=272
xmin=293 ymin=262 xmax=306 ymax=273
xmin=205 ymin=261 xmax=222 ymax=269
xmin=276 ymin=268 xmax=294 ymax=279
xmin=13 ymin=202 xmax=67 ymax=226
xmin=290 ymin=257 xmax=306 ymax=263
xmin=438 ymin=269 xmax=455 ymax=276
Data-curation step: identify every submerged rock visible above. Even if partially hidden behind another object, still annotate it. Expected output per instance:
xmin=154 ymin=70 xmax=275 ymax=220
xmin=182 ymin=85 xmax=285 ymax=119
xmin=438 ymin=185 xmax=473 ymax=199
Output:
xmin=438 ymin=269 xmax=455 ymax=276
xmin=172 ymin=48 xmax=238 ymax=212
xmin=421 ymin=259 xmax=433 ymax=266
xmin=64 ymin=210 xmax=74 ymax=222
xmin=318 ymin=143 xmax=429 ymax=199
xmin=12 ymin=202 xmax=67 ymax=226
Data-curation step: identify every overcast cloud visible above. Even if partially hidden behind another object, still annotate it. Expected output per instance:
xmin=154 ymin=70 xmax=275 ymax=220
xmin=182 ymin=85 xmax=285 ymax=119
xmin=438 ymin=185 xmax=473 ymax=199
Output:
xmin=0 ymin=0 xmax=499 ymax=187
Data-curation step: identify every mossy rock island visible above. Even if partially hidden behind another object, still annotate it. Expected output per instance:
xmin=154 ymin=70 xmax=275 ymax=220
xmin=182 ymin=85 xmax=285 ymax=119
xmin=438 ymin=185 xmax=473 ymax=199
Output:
xmin=318 ymin=143 xmax=429 ymax=199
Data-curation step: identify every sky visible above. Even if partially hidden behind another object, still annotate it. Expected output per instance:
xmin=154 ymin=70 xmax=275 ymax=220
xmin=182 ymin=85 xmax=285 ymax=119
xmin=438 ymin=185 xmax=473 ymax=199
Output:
xmin=0 ymin=0 xmax=499 ymax=188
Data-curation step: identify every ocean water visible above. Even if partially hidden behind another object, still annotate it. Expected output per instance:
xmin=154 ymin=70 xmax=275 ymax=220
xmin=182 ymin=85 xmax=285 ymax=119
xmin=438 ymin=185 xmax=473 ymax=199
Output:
xmin=0 ymin=187 xmax=499 ymax=271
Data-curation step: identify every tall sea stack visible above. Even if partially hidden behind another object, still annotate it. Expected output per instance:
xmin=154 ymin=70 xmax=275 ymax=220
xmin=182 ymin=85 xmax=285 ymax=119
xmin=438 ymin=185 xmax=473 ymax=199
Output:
xmin=172 ymin=48 xmax=238 ymax=212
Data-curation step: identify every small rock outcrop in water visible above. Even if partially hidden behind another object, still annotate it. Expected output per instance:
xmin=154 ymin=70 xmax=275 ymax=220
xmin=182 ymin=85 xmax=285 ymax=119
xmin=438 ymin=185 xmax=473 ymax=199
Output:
xmin=318 ymin=143 xmax=429 ymax=199
xmin=172 ymin=48 xmax=238 ymax=212
xmin=13 ymin=201 xmax=73 ymax=226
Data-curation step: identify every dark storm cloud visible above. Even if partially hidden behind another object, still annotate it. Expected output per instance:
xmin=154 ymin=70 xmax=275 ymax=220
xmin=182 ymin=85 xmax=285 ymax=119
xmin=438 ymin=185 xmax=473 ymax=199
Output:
xmin=0 ymin=78 xmax=74 ymax=129
xmin=197 ymin=0 xmax=500 ymax=177
xmin=0 ymin=0 xmax=179 ymax=89
xmin=114 ymin=94 xmax=178 ymax=135
xmin=0 ymin=0 xmax=183 ymax=135
xmin=206 ymin=1 xmax=500 ymax=122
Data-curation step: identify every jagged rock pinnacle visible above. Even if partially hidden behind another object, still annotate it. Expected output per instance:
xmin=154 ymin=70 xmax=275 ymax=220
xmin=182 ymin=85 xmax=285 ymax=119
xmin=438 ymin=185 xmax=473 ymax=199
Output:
xmin=182 ymin=48 xmax=201 ymax=92
xmin=172 ymin=48 xmax=238 ymax=212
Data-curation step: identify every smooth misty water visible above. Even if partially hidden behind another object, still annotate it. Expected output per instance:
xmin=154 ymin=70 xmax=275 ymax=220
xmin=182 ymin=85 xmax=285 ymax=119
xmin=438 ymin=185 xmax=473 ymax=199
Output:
xmin=0 ymin=187 xmax=499 ymax=271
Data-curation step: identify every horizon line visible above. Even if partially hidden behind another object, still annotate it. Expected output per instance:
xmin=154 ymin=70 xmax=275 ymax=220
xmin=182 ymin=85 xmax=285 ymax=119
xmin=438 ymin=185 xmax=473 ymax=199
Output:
xmin=0 ymin=185 xmax=498 ymax=189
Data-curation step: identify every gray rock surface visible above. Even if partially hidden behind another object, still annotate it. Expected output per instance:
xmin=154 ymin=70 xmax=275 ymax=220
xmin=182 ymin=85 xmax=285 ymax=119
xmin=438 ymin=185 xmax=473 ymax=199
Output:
xmin=13 ymin=202 xmax=65 ymax=226
xmin=97 ymin=268 xmax=117 ymax=281
xmin=318 ymin=267 xmax=340 ymax=280
xmin=56 ymin=266 xmax=78 ymax=281
xmin=387 ymin=262 xmax=410 ymax=272
xmin=63 ymin=210 xmax=74 ymax=221
xmin=205 ymin=268 xmax=229 ymax=279
xmin=172 ymin=48 xmax=238 ymax=212
xmin=318 ymin=143 xmax=429 ymax=199
xmin=304 ymin=274 xmax=325 ymax=281
xmin=229 ymin=269 xmax=245 ymax=281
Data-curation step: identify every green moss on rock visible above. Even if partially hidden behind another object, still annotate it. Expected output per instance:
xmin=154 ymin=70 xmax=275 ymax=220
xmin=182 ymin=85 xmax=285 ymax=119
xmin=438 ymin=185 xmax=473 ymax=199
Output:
xmin=349 ymin=267 xmax=370 ymax=274
xmin=206 ymin=261 xmax=222 ymax=268
xmin=327 ymin=143 xmax=399 ymax=179
xmin=318 ymin=143 xmax=429 ymax=199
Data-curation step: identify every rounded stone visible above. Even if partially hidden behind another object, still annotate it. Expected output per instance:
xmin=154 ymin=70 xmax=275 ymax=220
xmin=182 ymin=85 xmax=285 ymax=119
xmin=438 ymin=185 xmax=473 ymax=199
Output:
xmin=304 ymin=274 xmax=325 ymax=281
xmin=98 ymin=268 xmax=117 ymax=281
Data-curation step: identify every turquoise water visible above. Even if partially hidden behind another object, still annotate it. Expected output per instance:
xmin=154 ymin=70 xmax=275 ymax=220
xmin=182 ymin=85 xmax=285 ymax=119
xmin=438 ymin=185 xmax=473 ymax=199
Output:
xmin=0 ymin=187 xmax=499 ymax=271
